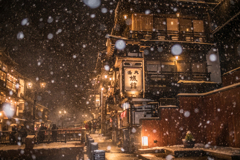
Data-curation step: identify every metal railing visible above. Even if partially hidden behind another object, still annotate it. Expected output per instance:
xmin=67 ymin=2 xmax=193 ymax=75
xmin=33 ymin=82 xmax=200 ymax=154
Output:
xmin=0 ymin=129 xmax=86 ymax=144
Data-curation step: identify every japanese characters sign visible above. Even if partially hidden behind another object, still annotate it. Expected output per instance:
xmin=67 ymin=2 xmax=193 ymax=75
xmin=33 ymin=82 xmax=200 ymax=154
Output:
xmin=124 ymin=68 xmax=142 ymax=91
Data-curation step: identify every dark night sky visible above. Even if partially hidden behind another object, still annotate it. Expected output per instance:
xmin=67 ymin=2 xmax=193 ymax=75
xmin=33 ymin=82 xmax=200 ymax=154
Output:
xmin=0 ymin=0 xmax=117 ymax=113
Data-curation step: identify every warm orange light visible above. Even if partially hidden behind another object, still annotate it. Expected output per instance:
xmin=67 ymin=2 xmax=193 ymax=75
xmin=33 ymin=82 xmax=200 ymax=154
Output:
xmin=40 ymin=82 xmax=46 ymax=88
xmin=27 ymin=82 xmax=32 ymax=89
xmin=176 ymin=13 xmax=180 ymax=17
xmin=171 ymin=21 xmax=173 ymax=25
xmin=175 ymin=56 xmax=179 ymax=60
xmin=64 ymin=110 xmax=66 ymax=114
xmin=105 ymin=75 xmax=107 ymax=79
xmin=59 ymin=111 xmax=62 ymax=114
xmin=101 ymin=88 xmax=104 ymax=91
xmin=142 ymin=136 xmax=148 ymax=146
xmin=123 ymin=15 xmax=128 ymax=19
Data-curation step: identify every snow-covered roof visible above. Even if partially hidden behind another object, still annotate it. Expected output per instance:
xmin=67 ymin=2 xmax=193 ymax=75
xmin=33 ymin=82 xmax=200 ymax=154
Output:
xmin=222 ymin=66 xmax=240 ymax=76
xmin=178 ymin=82 xmax=240 ymax=97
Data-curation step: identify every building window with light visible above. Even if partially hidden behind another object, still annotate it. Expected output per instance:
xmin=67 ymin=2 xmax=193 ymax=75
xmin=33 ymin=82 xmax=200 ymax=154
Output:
xmin=193 ymin=20 xmax=204 ymax=33
xmin=180 ymin=19 xmax=192 ymax=33
xmin=167 ymin=18 xmax=179 ymax=32
xmin=0 ymin=70 xmax=6 ymax=82
xmin=132 ymin=14 xmax=153 ymax=31
xmin=6 ymin=74 xmax=17 ymax=92
xmin=177 ymin=62 xmax=190 ymax=72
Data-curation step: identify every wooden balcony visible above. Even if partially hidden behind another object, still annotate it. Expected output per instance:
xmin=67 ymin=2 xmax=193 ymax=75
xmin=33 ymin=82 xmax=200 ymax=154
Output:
xmin=145 ymin=71 xmax=220 ymax=98
xmin=146 ymin=71 xmax=211 ymax=86
xmin=128 ymin=31 xmax=208 ymax=43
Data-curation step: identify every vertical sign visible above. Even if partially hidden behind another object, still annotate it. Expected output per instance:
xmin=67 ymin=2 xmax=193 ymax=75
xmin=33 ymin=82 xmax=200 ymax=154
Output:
xmin=124 ymin=68 xmax=142 ymax=92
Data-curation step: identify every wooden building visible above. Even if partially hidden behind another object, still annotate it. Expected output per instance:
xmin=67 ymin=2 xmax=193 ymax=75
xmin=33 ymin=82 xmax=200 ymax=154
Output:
xmin=0 ymin=48 xmax=49 ymax=132
xmin=93 ymin=0 xmax=240 ymax=150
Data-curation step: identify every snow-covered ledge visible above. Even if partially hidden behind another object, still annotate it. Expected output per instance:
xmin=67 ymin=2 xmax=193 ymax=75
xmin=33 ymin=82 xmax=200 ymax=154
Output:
xmin=177 ymin=80 xmax=218 ymax=84
xmin=177 ymin=82 xmax=240 ymax=97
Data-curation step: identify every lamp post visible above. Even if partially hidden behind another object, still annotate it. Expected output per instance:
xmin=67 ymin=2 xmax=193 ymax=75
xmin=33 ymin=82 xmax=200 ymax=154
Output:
xmin=59 ymin=110 xmax=67 ymax=129
xmin=27 ymin=82 xmax=46 ymax=134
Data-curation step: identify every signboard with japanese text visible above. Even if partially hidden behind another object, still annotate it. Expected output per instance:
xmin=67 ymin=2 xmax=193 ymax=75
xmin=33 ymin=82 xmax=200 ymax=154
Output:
xmin=124 ymin=68 xmax=142 ymax=92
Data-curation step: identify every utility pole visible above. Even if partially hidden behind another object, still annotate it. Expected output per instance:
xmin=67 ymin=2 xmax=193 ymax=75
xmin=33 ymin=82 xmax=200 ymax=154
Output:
xmin=100 ymin=68 xmax=106 ymax=135
xmin=33 ymin=91 xmax=37 ymax=134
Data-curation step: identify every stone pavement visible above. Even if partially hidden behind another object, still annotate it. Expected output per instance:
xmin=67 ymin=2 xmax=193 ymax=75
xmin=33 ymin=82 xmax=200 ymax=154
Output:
xmin=85 ymin=134 xmax=139 ymax=160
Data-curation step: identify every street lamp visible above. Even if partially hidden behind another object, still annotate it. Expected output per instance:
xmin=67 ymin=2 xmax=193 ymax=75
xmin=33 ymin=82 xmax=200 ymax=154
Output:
xmin=28 ymin=82 xmax=46 ymax=134
xmin=59 ymin=110 xmax=67 ymax=128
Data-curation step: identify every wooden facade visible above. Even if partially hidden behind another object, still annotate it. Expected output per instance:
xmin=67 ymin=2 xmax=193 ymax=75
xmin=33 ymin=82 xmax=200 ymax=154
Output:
xmin=93 ymin=0 xmax=240 ymax=150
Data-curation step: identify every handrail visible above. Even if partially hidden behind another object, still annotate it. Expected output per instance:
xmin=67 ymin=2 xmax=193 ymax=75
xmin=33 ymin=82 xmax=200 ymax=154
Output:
xmin=0 ymin=129 xmax=86 ymax=144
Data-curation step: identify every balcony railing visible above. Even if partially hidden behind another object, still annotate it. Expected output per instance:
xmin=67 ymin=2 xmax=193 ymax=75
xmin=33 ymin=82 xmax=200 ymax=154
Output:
xmin=128 ymin=31 xmax=208 ymax=43
xmin=146 ymin=71 xmax=211 ymax=86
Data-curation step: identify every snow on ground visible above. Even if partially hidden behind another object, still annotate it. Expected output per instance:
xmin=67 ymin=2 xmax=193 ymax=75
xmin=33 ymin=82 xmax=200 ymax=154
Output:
xmin=166 ymin=143 xmax=240 ymax=156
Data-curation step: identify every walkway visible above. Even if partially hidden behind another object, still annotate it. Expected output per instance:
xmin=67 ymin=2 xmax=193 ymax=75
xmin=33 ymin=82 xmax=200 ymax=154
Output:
xmin=85 ymin=134 xmax=139 ymax=160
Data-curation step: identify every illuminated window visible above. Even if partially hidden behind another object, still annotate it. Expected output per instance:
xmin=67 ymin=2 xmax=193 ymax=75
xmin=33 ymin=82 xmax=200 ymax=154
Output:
xmin=193 ymin=20 xmax=204 ymax=33
xmin=6 ymin=74 xmax=17 ymax=92
xmin=180 ymin=19 xmax=192 ymax=32
xmin=0 ymin=70 xmax=6 ymax=81
xmin=132 ymin=14 xmax=153 ymax=31
xmin=177 ymin=62 xmax=190 ymax=72
xmin=167 ymin=18 xmax=179 ymax=31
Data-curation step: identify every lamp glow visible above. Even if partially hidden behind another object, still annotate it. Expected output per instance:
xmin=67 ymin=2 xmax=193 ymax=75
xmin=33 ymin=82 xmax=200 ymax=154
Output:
xmin=27 ymin=82 xmax=32 ymax=89
xmin=142 ymin=136 xmax=148 ymax=147
xmin=124 ymin=15 xmax=128 ymax=19
xmin=175 ymin=56 xmax=179 ymax=60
